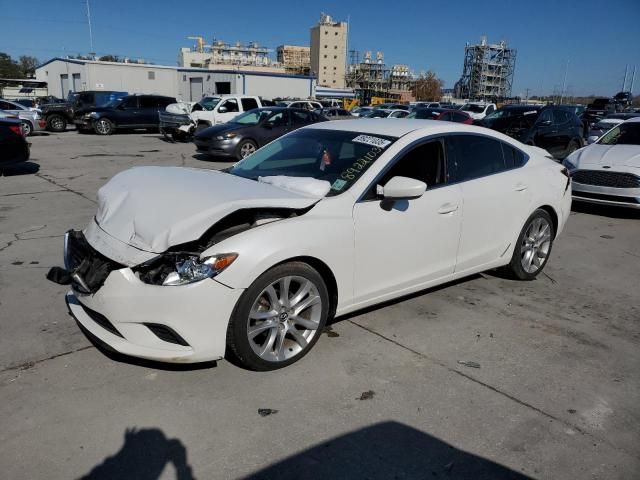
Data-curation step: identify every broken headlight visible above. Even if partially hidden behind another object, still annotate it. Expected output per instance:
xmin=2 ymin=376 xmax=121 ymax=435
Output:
xmin=136 ymin=253 xmax=237 ymax=286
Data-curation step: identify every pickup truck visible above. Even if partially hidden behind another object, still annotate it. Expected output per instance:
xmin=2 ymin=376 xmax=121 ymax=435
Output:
xmin=40 ymin=90 xmax=128 ymax=132
xmin=191 ymin=95 xmax=263 ymax=131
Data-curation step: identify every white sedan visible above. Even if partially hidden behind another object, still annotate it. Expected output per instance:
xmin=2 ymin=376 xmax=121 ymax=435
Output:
xmin=49 ymin=119 xmax=572 ymax=370
xmin=564 ymin=117 xmax=640 ymax=209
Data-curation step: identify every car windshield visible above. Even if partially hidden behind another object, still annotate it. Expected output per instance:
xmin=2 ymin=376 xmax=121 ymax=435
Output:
xmin=199 ymin=97 xmax=221 ymax=111
xmin=597 ymin=123 xmax=640 ymax=145
xmin=231 ymin=109 xmax=275 ymax=125
xmin=229 ymin=129 xmax=398 ymax=197
xmin=462 ymin=104 xmax=486 ymax=113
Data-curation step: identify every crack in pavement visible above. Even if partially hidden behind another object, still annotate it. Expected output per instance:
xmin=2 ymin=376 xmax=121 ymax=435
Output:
xmin=347 ymin=318 xmax=640 ymax=462
xmin=35 ymin=173 xmax=96 ymax=204
xmin=1 ymin=346 xmax=94 ymax=375
xmin=0 ymin=190 xmax=66 ymax=197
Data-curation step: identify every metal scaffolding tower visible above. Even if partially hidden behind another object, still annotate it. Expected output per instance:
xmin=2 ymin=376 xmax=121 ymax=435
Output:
xmin=455 ymin=36 xmax=516 ymax=101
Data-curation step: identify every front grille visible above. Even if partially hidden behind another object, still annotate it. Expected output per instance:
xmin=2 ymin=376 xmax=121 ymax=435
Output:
xmin=572 ymin=170 xmax=640 ymax=189
xmin=80 ymin=302 xmax=123 ymax=338
xmin=65 ymin=231 xmax=123 ymax=294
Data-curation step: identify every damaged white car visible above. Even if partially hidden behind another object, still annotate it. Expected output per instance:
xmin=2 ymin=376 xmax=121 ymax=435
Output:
xmin=48 ymin=119 xmax=572 ymax=370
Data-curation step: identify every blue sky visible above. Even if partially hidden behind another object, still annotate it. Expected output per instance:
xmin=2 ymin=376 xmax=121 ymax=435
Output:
xmin=2 ymin=0 xmax=639 ymax=96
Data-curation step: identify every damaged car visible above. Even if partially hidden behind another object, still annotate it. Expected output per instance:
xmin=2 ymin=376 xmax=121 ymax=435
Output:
xmin=49 ymin=119 xmax=572 ymax=370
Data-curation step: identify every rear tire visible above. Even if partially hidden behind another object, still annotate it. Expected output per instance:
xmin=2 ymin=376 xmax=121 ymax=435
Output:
xmin=46 ymin=114 xmax=67 ymax=132
xmin=22 ymin=121 xmax=33 ymax=136
xmin=226 ymin=262 xmax=329 ymax=371
xmin=504 ymin=209 xmax=555 ymax=281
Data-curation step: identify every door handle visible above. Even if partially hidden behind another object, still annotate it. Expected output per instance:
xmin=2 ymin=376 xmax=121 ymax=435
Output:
xmin=515 ymin=183 xmax=528 ymax=192
xmin=438 ymin=203 xmax=458 ymax=214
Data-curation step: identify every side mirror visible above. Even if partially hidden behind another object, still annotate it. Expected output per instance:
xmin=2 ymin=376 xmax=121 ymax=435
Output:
xmin=382 ymin=176 xmax=426 ymax=200
xmin=587 ymin=135 xmax=599 ymax=144
xmin=218 ymin=106 xmax=228 ymax=113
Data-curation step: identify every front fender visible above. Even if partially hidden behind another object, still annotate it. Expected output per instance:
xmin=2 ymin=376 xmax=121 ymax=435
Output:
xmin=205 ymin=212 xmax=355 ymax=310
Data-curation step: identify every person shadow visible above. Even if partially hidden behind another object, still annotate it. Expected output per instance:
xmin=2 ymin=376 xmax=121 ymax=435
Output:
xmin=79 ymin=428 xmax=195 ymax=480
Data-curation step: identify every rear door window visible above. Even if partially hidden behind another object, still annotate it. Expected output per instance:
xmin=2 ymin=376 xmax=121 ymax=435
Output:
xmin=220 ymin=98 xmax=239 ymax=113
xmin=552 ymin=109 xmax=570 ymax=125
xmin=446 ymin=135 xmax=507 ymax=182
xmin=241 ymin=98 xmax=259 ymax=111
xmin=501 ymin=144 xmax=527 ymax=169
xmin=291 ymin=110 xmax=312 ymax=125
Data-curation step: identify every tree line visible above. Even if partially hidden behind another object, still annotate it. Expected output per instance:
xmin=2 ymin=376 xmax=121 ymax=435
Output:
xmin=0 ymin=52 xmax=40 ymax=79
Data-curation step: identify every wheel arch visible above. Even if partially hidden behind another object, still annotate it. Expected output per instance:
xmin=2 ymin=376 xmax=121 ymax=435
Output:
xmin=271 ymin=255 xmax=338 ymax=319
xmin=537 ymin=204 xmax=559 ymax=238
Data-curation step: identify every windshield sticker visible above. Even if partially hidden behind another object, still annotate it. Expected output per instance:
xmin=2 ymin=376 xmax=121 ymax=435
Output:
xmin=331 ymin=179 xmax=347 ymax=191
xmin=352 ymin=134 xmax=392 ymax=148
xmin=340 ymin=145 xmax=384 ymax=180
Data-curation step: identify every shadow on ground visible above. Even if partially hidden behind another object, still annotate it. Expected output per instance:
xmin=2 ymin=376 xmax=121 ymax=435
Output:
xmin=572 ymin=202 xmax=640 ymax=219
xmin=247 ymin=421 xmax=532 ymax=480
xmin=1 ymin=161 xmax=40 ymax=176
xmin=79 ymin=428 xmax=195 ymax=480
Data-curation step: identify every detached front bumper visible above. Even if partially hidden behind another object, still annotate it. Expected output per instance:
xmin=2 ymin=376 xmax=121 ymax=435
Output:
xmin=55 ymin=231 xmax=244 ymax=363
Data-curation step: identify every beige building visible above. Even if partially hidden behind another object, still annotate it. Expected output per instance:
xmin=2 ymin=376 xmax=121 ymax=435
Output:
xmin=310 ymin=13 xmax=347 ymax=88
xmin=277 ymin=45 xmax=310 ymax=75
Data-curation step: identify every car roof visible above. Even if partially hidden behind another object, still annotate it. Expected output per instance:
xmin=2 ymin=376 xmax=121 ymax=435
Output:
xmin=305 ymin=118 xmax=510 ymax=138
xmin=624 ymin=116 xmax=640 ymax=123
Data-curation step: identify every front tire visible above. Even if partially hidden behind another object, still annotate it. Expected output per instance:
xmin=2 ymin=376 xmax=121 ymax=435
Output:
xmin=226 ymin=262 xmax=329 ymax=371
xmin=236 ymin=139 xmax=257 ymax=160
xmin=93 ymin=118 xmax=114 ymax=135
xmin=505 ymin=209 xmax=555 ymax=280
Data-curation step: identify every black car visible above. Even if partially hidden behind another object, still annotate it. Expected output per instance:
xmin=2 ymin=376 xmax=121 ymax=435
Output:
xmin=0 ymin=117 xmax=29 ymax=169
xmin=74 ymin=94 xmax=176 ymax=135
xmin=406 ymin=107 xmax=449 ymax=119
xmin=583 ymin=97 xmax=619 ymax=128
xmin=479 ymin=105 xmax=583 ymax=159
xmin=40 ymin=90 xmax=128 ymax=132
xmin=193 ymin=107 xmax=326 ymax=160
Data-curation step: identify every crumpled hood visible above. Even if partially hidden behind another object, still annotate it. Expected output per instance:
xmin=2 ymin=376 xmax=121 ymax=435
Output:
xmin=570 ymin=144 xmax=640 ymax=168
xmin=94 ymin=166 xmax=318 ymax=253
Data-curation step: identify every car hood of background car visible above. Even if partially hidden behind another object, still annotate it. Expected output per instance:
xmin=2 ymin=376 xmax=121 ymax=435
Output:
xmin=571 ymin=144 xmax=640 ymax=168
xmin=92 ymin=166 xmax=319 ymax=254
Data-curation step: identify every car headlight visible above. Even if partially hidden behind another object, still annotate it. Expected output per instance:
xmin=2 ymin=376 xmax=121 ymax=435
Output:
xmin=161 ymin=253 xmax=238 ymax=286
xmin=215 ymin=132 xmax=237 ymax=140
xmin=562 ymin=157 xmax=578 ymax=171
xmin=83 ymin=112 xmax=98 ymax=119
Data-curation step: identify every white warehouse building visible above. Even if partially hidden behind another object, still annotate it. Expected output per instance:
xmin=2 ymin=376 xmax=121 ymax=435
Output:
xmin=35 ymin=58 xmax=316 ymax=101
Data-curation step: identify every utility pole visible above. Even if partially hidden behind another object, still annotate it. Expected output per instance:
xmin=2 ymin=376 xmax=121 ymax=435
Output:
xmin=560 ymin=60 xmax=569 ymax=104
xmin=630 ymin=66 xmax=636 ymax=93
xmin=525 ymin=87 xmax=530 ymax=103
xmin=86 ymin=0 xmax=94 ymax=57
xmin=622 ymin=64 xmax=628 ymax=91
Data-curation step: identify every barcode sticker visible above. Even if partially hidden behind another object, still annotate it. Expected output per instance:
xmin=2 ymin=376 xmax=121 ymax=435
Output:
xmin=352 ymin=135 xmax=392 ymax=148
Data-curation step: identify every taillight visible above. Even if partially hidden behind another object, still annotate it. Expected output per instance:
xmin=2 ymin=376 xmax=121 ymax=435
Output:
xmin=560 ymin=167 xmax=570 ymax=178
xmin=8 ymin=125 xmax=23 ymax=136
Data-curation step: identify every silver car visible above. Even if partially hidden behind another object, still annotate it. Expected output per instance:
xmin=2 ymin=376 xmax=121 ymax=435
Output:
xmin=0 ymin=99 xmax=45 ymax=136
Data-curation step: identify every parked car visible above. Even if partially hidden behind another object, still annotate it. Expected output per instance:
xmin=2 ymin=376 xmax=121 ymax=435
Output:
xmin=373 ymin=103 xmax=409 ymax=111
xmin=193 ymin=107 xmax=326 ymax=160
xmin=49 ymin=119 xmax=571 ymax=370
xmin=460 ymin=102 xmax=497 ymax=120
xmin=435 ymin=109 xmax=474 ymax=124
xmin=314 ymin=107 xmax=354 ymax=119
xmin=40 ymin=90 xmax=128 ymax=132
xmin=364 ymin=109 xmax=409 ymax=118
xmin=0 ymin=99 xmax=46 ymax=136
xmin=586 ymin=113 xmax=640 ymax=143
xmin=350 ymin=106 xmax=374 ymax=117
xmin=282 ymin=100 xmax=323 ymax=111
xmin=74 ymin=94 xmax=176 ymax=134
xmin=191 ymin=95 xmax=264 ymax=131
xmin=0 ymin=116 xmax=29 ymax=170
xmin=411 ymin=102 xmax=440 ymax=109
xmin=583 ymin=98 xmax=618 ymax=129
xmin=479 ymin=105 xmax=584 ymax=159
xmin=563 ymin=117 xmax=640 ymax=208
xmin=406 ymin=107 xmax=448 ymax=120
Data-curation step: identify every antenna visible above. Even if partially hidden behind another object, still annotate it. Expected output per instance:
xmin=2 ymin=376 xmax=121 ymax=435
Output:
xmin=86 ymin=0 xmax=94 ymax=56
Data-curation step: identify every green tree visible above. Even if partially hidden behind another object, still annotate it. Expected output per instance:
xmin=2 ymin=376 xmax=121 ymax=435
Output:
xmin=18 ymin=55 xmax=39 ymax=77
xmin=0 ymin=52 xmax=22 ymax=79
xmin=412 ymin=71 xmax=444 ymax=101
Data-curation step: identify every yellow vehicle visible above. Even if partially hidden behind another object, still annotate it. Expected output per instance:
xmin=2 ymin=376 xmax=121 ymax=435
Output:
xmin=370 ymin=96 xmax=386 ymax=106
xmin=343 ymin=98 xmax=360 ymax=111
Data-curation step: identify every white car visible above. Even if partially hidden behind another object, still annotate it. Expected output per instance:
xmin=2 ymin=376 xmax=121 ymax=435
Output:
xmin=461 ymin=102 xmax=497 ymax=120
xmin=280 ymin=100 xmax=323 ymax=111
xmin=191 ymin=95 xmax=263 ymax=130
xmin=50 ymin=120 xmax=572 ymax=370
xmin=563 ymin=117 xmax=640 ymax=209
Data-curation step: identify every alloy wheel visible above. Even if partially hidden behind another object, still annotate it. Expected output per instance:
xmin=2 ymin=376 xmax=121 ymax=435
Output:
xmin=240 ymin=142 xmax=256 ymax=158
xmin=50 ymin=117 xmax=64 ymax=130
xmin=520 ymin=217 xmax=552 ymax=274
xmin=247 ymin=275 xmax=322 ymax=362
xmin=22 ymin=122 xmax=32 ymax=136
xmin=95 ymin=119 xmax=111 ymax=135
